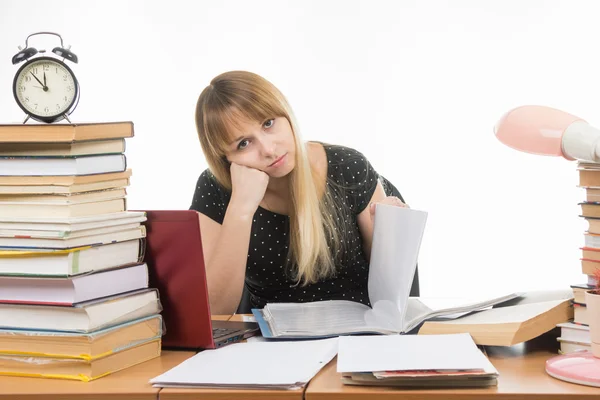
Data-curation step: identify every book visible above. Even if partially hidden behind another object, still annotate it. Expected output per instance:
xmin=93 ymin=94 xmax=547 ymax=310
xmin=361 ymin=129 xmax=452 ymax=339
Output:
xmin=0 ymin=122 xmax=133 ymax=143
xmin=337 ymin=333 xmax=498 ymax=388
xmin=0 ymin=198 xmax=127 ymax=219
xmin=581 ymin=246 xmax=600 ymax=261
xmin=251 ymin=205 xmax=519 ymax=338
xmin=0 ymin=169 xmax=131 ymax=194
xmin=584 ymin=233 xmax=600 ymax=249
xmin=581 ymin=258 xmax=600 ymax=275
xmin=417 ymin=291 xmax=574 ymax=345
xmin=0 ymin=222 xmax=141 ymax=241
xmin=579 ymin=168 xmax=600 ymax=187
xmin=0 ymin=315 xmax=162 ymax=360
xmin=585 ymin=188 xmax=600 ymax=203
xmin=0 ymin=262 xmax=148 ymax=305
xmin=558 ymin=339 xmax=591 ymax=354
xmin=0 ymin=154 xmax=126 ymax=176
xmin=0 ymin=225 xmax=144 ymax=248
xmin=0 ymin=288 xmax=160 ymax=332
xmin=0 ymin=211 xmax=146 ymax=237
xmin=0 ymin=239 xmax=143 ymax=276
xmin=573 ymin=302 xmax=588 ymax=325
xmin=571 ymin=283 xmax=595 ymax=304
xmin=578 ymin=161 xmax=600 ymax=171
xmin=0 ymin=138 xmax=125 ymax=157
xmin=0 ymin=188 xmax=126 ymax=205
xmin=557 ymin=322 xmax=591 ymax=344
xmin=0 ymin=339 xmax=160 ymax=382
xmin=585 ymin=218 xmax=600 ymax=235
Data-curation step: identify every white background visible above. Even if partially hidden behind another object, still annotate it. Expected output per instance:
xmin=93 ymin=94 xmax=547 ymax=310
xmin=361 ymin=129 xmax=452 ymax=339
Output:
xmin=1 ymin=0 xmax=598 ymax=298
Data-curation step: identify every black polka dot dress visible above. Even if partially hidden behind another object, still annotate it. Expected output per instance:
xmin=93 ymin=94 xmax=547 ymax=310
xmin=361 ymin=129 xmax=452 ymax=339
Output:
xmin=190 ymin=144 xmax=379 ymax=308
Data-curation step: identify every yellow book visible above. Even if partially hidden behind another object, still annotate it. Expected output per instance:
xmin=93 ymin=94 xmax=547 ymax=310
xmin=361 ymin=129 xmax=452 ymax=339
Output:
xmin=0 ymin=315 xmax=162 ymax=360
xmin=0 ymin=339 xmax=161 ymax=381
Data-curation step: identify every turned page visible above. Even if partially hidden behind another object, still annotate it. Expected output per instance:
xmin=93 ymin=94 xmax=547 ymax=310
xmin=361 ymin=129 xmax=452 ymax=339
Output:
xmin=367 ymin=204 xmax=428 ymax=331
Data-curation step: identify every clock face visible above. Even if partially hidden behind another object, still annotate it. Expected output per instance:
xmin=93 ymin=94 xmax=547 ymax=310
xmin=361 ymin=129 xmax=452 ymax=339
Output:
xmin=13 ymin=56 xmax=78 ymax=122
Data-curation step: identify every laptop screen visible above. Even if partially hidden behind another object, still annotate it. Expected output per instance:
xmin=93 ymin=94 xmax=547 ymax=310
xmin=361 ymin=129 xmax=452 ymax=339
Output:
xmin=142 ymin=210 xmax=215 ymax=349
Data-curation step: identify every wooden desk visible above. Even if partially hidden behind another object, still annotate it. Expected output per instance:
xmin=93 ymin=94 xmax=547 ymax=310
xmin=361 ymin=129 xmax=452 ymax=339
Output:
xmin=305 ymin=332 xmax=600 ymax=400
xmin=158 ymin=314 xmax=303 ymax=400
xmin=0 ymin=350 xmax=194 ymax=400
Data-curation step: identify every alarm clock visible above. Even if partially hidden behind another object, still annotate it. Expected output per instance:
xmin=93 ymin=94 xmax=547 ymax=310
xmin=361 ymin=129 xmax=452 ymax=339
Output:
xmin=12 ymin=32 xmax=80 ymax=124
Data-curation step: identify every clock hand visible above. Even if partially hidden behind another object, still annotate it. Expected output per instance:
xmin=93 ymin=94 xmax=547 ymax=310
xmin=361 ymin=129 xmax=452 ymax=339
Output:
xmin=43 ymin=72 xmax=46 ymax=87
xmin=29 ymin=72 xmax=48 ymax=92
xmin=30 ymin=72 xmax=44 ymax=86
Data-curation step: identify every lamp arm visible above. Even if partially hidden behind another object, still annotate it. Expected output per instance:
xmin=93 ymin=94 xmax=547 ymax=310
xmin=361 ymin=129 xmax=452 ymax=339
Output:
xmin=562 ymin=120 xmax=600 ymax=162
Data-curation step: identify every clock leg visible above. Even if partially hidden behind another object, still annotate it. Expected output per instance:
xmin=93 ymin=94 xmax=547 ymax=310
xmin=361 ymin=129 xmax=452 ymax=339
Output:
xmin=22 ymin=115 xmax=30 ymax=124
xmin=63 ymin=114 xmax=72 ymax=123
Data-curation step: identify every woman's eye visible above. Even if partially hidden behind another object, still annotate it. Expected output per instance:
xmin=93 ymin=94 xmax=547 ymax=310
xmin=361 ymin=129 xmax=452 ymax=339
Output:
xmin=237 ymin=139 xmax=249 ymax=150
xmin=263 ymin=119 xmax=274 ymax=129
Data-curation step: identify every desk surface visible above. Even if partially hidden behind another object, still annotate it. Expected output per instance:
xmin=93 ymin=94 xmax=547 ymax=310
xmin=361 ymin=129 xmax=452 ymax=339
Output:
xmin=305 ymin=332 xmax=600 ymax=400
xmin=0 ymin=350 xmax=194 ymax=400
xmin=3 ymin=316 xmax=596 ymax=400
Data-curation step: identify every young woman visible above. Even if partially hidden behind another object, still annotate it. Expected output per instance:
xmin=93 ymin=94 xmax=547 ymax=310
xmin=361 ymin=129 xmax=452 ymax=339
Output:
xmin=190 ymin=71 xmax=408 ymax=314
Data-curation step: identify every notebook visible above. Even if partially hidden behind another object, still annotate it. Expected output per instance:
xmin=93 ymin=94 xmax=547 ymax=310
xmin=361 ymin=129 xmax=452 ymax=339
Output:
xmin=142 ymin=210 xmax=259 ymax=350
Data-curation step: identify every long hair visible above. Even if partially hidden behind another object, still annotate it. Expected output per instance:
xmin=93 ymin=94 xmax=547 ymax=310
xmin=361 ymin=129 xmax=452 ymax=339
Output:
xmin=195 ymin=71 xmax=344 ymax=284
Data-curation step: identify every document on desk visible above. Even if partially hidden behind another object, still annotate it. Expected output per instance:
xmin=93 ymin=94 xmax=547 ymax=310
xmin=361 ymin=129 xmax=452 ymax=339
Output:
xmin=337 ymin=333 xmax=498 ymax=388
xmin=149 ymin=338 xmax=338 ymax=389
xmin=337 ymin=333 xmax=496 ymax=372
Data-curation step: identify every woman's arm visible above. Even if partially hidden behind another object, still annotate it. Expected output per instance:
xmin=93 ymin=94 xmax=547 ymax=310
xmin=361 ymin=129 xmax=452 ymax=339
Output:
xmin=357 ymin=181 xmax=409 ymax=259
xmin=357 ymin=181 xmax=387 ymax=259
xmin=198 ymin=207 xmax=254 ymax=315
xmin=197 ymin=163 xmax=269 ymax=314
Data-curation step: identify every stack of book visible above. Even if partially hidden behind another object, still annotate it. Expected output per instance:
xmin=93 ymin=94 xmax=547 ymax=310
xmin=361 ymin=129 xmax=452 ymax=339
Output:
xmin=557 ymin=161 xmax=600 ymax=354
xmin=0 ymin=122 xmax=162 ymax=382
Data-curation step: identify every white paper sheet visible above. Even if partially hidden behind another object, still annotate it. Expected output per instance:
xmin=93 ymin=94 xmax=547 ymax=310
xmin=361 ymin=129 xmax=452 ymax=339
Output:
xmin=150 ymin=338 xmax=338 ymax=389
xmin=368 ymin=205 xmax=428 ymax=331
xmin=337 ymin=333 xmax=496 ymax=373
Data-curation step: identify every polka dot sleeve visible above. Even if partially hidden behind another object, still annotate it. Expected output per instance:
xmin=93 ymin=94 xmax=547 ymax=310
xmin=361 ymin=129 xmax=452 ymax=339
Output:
xmin=189 ymin=169 xmax=230 ymax=224
xmin=329 ymin=146 xmax=379 ymax=214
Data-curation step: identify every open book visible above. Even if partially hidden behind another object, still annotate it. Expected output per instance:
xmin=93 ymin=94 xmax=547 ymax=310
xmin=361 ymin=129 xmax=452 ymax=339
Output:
xmin=252 ymin=205 xmax=519 ymax=338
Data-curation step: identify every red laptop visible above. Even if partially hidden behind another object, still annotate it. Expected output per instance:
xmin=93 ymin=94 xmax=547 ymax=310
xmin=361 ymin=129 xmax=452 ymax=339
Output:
xmin=142 ymin=210 xmax=259 ymax=350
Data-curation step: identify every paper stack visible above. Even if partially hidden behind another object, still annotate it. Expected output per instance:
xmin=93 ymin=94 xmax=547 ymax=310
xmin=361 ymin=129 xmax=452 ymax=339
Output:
xmin=337 ymin=333 xmax=498 ymax=388
xmin=150 ymin=338 xmax=338 ymax=389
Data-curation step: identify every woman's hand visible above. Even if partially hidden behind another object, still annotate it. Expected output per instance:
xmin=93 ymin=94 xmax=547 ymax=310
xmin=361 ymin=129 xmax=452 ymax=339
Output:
xmin=369 ymin=196 xmax=409 ymax=220
xmin=229 ymin=162 xmax=270 ymax=217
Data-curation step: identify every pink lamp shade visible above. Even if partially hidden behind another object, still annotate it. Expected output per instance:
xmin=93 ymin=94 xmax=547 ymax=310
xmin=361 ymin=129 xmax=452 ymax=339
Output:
xmin=494 ymin=105 xmax=584 ymax=159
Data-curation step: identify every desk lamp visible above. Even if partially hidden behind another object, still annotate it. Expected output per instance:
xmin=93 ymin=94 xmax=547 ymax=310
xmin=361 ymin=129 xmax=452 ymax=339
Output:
xmin=494 ymin=105 xmax=600 ymax=387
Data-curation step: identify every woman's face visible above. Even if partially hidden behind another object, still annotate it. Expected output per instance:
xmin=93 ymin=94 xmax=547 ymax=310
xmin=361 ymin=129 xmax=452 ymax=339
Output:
xmin=223 ymin=116 xmax=296 ymax=178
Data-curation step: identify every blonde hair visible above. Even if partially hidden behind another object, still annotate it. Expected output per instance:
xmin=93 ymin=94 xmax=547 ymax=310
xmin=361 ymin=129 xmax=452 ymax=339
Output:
xmin=195 ymin=71 xmax=344 ymax=285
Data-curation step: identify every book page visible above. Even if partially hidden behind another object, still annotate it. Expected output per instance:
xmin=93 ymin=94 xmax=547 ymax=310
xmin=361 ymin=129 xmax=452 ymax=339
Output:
xmin=422 ymin=299 xmax=569 ymax=325
xmin=367 ymin=205 xmax=428 ymax=331
xmin=402 ymin=292 xmax=520 ymax=332
xmin=262 ymin=300 xmax=396 ymax=336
